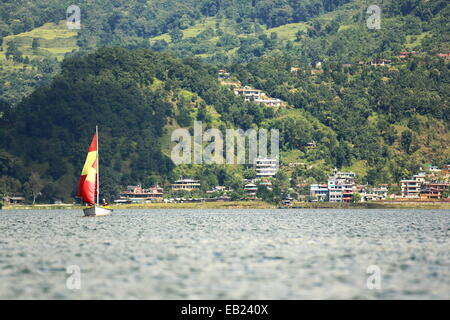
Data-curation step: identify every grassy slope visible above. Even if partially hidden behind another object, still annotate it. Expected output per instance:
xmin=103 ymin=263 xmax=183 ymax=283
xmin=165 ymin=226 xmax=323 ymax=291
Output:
xmin=149 ymin=17 xmax=308 ymax=54
xmin=2 ymin=2 xmax=447 ymax=169
xmin=0 ymin=21 xmax=78 ymax=62
xmin=149 ymin=0 xmax=445 ymax=59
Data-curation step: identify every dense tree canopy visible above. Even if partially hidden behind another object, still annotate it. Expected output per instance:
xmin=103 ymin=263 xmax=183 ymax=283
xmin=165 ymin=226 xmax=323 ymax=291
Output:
xmin=0 ymin=0 xmax=448 ymax=203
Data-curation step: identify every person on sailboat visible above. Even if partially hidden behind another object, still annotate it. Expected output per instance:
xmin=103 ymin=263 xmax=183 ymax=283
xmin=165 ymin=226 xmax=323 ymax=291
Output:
xmin=102 ymin=198 xmax=109 ymax=207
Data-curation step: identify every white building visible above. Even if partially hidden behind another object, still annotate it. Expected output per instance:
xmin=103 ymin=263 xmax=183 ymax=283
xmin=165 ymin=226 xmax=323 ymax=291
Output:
xmin=373 ymin=187 xmax=388 ymax=199
xmin=328 ymin=179 xmax=343 ymax=202
xmin=234 ymin=86 xmax=262 ymax=101
xmin=172 ymin=179 xmax=201 ymax=192
xmin=310 ymin=184 xmax=328 ymax=201
xmin=244 ymin=183 xmax=258 ymax=198
xmin=360 ymin=187 xmax=388 ymax=202
xmin=254 ymin=98 xmax=283 ymax=107
xmin=401 ymin=173 xmax=426 ymax=198
xmin=329 ymin=168 xmax=356 ymax=181
xmin=327 ymin=168 xmax=356 ymax=202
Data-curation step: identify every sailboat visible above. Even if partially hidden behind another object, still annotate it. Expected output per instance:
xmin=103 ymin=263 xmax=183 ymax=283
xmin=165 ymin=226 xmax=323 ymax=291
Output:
xmin=78 ymin=126 xmax=112 ymax=217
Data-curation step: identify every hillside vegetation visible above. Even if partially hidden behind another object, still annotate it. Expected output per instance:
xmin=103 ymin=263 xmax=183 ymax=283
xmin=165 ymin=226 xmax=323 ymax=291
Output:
xmin=0 ymin=48 xmax=283 ymax=202
xmin=0 ymin=0 xmax=448 ymax=203
xmin=1 ymin=0 xmax=449 ymax=105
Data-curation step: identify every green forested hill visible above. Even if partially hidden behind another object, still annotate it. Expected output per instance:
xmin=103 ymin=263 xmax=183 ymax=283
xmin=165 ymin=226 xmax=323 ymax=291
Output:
xmin=0 ymin=47 xmax=448 ymax=203
xmin=233 ymin=54 xmax=449 ymax=183
xmin=0 ymin=48 xmax=283 ymax=202
xmin=1 ymin=0 xmax=449 ymax=105
xmin=0 ymin=0 xmax=449 ymax=203
xmin=0 ymin=0 xmax=351 ymax=105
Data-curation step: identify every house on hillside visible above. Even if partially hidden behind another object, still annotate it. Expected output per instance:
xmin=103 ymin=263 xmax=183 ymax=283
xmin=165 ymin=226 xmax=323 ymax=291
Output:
xmin=436 ymin=52 xmax=450 ymax=60
xmin=371 ymin=59 xmax=392 ymax=67
xmin=254 ymin=98 xmax=283 ymax=107
xmin=218 ymin=69 xmax=230 ymax=79
xmin=398 ymin=51 xmax=417 ymax=60
xmin=234 ymin=86 xmax=262 ymax=101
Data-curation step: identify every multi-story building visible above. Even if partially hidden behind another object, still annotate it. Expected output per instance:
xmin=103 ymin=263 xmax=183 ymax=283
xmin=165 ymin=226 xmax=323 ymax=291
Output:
xmin=308 ymin=169 xmax=358 ymax=203
xmin=327 ymin=169 xmax=356 ymax=202
xmin=172 ymin=179 xmax=201 ymax=192
xmin=328 ymin=178 xmax=344 ymax=202
xmin=244 ymin=183 xmax=258 ymax=199
xmin=255 ymin=158 xmax=278 ymax=178
xmin=342 ymin=183 xmax=355 ymax=202
xmin=401 ymin=173 xmax=426 ymax=198
xmin=310 ymin=184 xmax=328 ymax=201
xmin=420 ymin=183 xmax=449 ymax=200
xmin=444 ymin=164 xmax=450 ymax=176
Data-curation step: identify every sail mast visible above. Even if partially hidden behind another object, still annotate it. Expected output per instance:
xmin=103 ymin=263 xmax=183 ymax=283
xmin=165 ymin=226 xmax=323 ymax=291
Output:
xmin=96 ymin=125 xmax=99 ymax=207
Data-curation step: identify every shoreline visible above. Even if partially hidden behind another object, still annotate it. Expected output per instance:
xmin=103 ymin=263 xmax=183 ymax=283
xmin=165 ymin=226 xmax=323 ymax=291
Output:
xmin=1 ymin=200 xmax=450 ymax=210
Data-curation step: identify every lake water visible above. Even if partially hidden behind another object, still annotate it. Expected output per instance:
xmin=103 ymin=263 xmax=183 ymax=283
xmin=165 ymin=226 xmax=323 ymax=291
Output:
xmin=0 ymin=209 xmax=448 ymax=299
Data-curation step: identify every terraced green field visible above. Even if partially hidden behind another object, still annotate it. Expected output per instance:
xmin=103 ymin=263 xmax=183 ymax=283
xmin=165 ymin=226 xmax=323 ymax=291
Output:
xmin=264 ymin=22 xmax=308 ymax=40
xmin=150 ymin=17 xmax=309 ymax=46
xmin=0 ymin=21 xmax=78 ymax=61
xmin=405 ymin=31 xmax=432 ymax=50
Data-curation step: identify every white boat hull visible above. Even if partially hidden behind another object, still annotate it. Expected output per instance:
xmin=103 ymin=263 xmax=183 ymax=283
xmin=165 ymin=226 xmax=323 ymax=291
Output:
xmin=83 ymin=206 xmax=113 ymax=217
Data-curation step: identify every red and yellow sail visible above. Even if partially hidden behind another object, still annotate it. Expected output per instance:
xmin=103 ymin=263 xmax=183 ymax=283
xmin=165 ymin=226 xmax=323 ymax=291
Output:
xmin=78 ymin=133 xmax=97 ymax=205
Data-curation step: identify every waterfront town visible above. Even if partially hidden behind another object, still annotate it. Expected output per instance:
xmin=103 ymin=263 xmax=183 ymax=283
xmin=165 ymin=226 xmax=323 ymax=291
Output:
xmin=5 ymin=160 xmax=443 ymax=206
xmin=2 ymin=53 xmax=449 ymax=208
xmin=104 ymin=162 xmax=450 ymax=205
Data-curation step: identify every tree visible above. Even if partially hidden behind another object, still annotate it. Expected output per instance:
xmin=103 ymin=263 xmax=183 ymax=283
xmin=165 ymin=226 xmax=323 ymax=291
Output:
xmin=295 ymin=29 xmax=305 ymax=41
xmin=169 ymin=29 xmax=183 ymax=43
xmin=27 ymin=172 xmax=44 ymax=204
xmin=243 ymin=168 xmax=256 ymax=180
xmin=31 ymin=38 xmax=40 ymax=51
xmin=229 ymin=191 xmax=243 ymax=201
xmin=152 ymin=40 xmax=168 ymax=52
xmin=401 ymin=130 xmax=413 ymax=154
xmin=272 ymin=169 xmax=290 ymax=203
xmin=5 ymin=40 xmax=22 ymax=62
xmin=256 ymin=185 xmax=274 ymax=203
xmin=0 ymin=176 xmax=22 ymax=197
xmin=352 ymin=193 xmax=362 ymax=203
xmin=443 ymin=186 xmax=450 ymax=199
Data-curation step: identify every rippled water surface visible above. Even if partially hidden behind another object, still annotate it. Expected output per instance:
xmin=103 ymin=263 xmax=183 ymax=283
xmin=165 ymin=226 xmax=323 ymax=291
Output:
xmin=0 ymin=209 xmax=449 ymax=299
